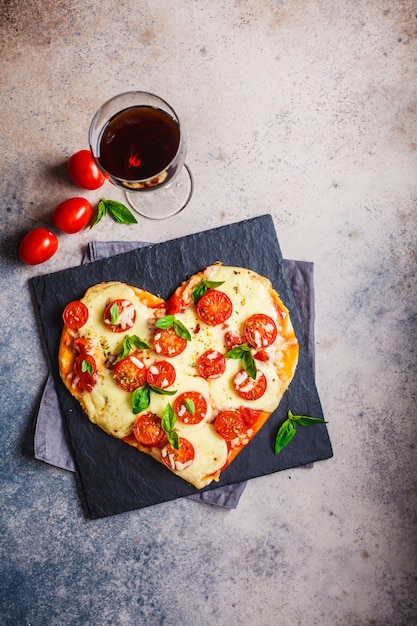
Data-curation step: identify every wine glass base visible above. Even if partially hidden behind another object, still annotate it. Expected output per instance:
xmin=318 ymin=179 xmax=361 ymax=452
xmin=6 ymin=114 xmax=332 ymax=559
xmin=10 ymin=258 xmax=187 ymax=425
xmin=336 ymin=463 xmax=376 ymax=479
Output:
xmin=125 ymin=164 xmax=193 ymax=220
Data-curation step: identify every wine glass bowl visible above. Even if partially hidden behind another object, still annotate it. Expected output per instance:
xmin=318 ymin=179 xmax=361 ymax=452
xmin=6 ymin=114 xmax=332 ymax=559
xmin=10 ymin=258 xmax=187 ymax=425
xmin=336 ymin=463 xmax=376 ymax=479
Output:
xmin=89 ymin=91 xmax=193 ymax=219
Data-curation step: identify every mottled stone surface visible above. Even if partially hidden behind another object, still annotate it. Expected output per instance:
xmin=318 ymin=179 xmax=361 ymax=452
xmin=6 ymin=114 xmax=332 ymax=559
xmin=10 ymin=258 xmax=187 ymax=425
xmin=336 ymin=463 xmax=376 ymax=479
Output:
xmin=1 ymin=1 xmax=416 ymax=624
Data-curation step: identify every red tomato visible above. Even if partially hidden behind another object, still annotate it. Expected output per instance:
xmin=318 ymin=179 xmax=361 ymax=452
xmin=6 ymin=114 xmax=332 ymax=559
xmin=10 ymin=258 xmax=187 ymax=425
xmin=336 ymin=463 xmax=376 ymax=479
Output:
xmin=103 ymin=299 xmax=136 ymax=332
xmin=197 ymin=350 xmax=226 ymax=379
xmin=239 ymin=406 xmax=263 ymax=427
xmin=173 ymin=391 xmax=207 ymax=424
xmin=233 ymin=369 xmax=267 ymax=401
xmin=113 ymin=356 xmax=147 ymax=392
xmin=196 ymin=289 xmax=233 ymax=326
xmin=52 ymin=198 xmax=93 ymax=234
xmin=62 ymin=301 xmax=89 ymax=329
xmin=146 ymin=361 xmax=176 ymax=389
xmin=161 ymin=437 xmax=195 ymax=471
xmin=74 ymin=353 xmax=97 ymax=392
xmin=18 ymin=228 xmax=58 ymax=265
xmin=67 ymin=150 xmax=106 ymax=190
xmin=224 ymin=330 xmax=243 ymax=350
xmin=214 ymin=410 xmax=247 ymax=441
xmin=133 ymin=413 xmax=165 ymax=447
xmin=165 ymin=294 xmax=185 ymax=315
xmin=153 ymin=326 xmax=187 ymax=357
xmin=244 ymin=314 xmax=277 ymax=349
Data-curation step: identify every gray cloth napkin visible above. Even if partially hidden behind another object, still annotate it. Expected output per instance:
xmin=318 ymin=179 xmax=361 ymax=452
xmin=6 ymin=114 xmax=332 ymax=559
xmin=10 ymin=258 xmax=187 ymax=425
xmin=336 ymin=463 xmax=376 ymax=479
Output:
xmin=34 ymin=241 xmax=315 ymax=509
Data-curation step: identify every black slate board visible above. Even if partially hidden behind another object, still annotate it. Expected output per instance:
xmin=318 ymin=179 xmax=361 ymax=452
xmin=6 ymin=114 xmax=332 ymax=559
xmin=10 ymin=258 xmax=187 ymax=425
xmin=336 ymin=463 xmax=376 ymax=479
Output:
xmin=31 ymin=215 xmax=333 ymax=518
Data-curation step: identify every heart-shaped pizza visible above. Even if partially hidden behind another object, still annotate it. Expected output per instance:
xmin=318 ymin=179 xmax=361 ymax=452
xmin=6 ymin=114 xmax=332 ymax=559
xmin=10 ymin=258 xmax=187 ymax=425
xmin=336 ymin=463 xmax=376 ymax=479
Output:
xmin=58 ymin=264 xmax=299 ymax=489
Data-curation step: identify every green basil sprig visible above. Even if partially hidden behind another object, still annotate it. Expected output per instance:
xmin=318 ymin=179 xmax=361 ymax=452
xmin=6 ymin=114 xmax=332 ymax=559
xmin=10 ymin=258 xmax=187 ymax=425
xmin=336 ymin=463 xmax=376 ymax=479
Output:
xmin=274 ymin=410 xmax=328 ymax=454
xmin=132 ymin=383 xmax=177 ymax=414
xmin=110 ymin=302 xmax=119 ymax=324
xmin=225 ymin=344 xmax=257 ymax=379
xmin=114 ymin=335 xmax=150 ymax=364
xmin=91 ymin=199 xmax=138 ymax=227
xmin=192 ymin=278 xmax=225 ymax=303
xmin=161 ymin=404 xmax=179 ymax=449
xmin=184 ymin=398 xmax=195 ymax=415
xmin=155 ymin=315 xmax=191 ymax=341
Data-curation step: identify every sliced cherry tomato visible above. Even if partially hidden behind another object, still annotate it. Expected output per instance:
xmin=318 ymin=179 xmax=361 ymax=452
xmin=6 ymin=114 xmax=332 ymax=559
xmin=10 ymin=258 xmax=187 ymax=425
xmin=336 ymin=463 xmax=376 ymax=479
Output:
xmin=74 ymin=336 xmax=94 ymax=353
xmin=113 ymin=355 xmax=147 ymax=392
xmin=254 ymin=350 xmax=269 ymax=362
xmin=103 ymin=299 xmax=136 ymax=333
xmin=133 ymin=412 xmax=165 ymax=447
xmin=67 ymin=150 xmax=106 ymax=190
xmin=52 ymin=197 xmax=93 ymax=234
xmin=224 ymin=330 xmax=243 ymax=350
xmin=239 ymin=406 xmax=263 ymax=427
xmin=214 ymin=410 xmax=247 ymax=441
xmin=173 ymin=391 xmax=207 ymax=424
xmin=74 ymin=353 xmax=97 ymax=392
xmin=18 ymin=228 xmax=58 ymax=265
xmin=197 ymin=350 xmax=226 ymax=379
xmin=196 ymin=289 xmax=233 ymax=326
xmin=63 ymin=300 xmax=89 ymax=329
xmin=165 ymin=294 xmax=185 ymax=315
xmin=153 ymin=326 xmax=187 ymax=357
xmin=244 ymin=314 xmax=277 ymax=349
xmin=146 ymin=361 xmax=176 ymax=389
xmin=233 ymin=369 xmax=267 ymax=401
xmin=161 ymin=437 xmax=195 ymax=471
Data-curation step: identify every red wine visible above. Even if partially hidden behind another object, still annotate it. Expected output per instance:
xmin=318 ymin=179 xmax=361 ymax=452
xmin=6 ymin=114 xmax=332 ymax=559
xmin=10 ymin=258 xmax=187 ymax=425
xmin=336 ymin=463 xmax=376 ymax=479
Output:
xmin=98 ymin=106 xmax=180 ymax=183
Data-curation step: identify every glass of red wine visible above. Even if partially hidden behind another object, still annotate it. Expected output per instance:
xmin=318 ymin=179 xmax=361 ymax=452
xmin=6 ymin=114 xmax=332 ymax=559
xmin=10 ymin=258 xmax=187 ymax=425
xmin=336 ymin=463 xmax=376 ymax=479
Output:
xmin=89 ymin=91 xmax=193 ymax=220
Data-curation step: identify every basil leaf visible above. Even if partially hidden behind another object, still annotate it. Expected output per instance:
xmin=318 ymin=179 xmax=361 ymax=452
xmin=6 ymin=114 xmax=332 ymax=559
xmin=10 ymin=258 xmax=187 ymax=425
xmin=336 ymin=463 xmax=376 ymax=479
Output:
xmin=191 ymin=278 xmax=225 ymax=304
xmin=148 ymin=385 xmax=177 ymax=396
xmin=173 ymin=320 xmax=191 ymax=341
xmin=274 ymin=418 xmax=297 ymax=454
xmin=102 ymin=199 xmax=138 ymax=224
xmin=225 ymin=346 xmax=245 ymax=359
xmin=184 ymin=398 xmax=195 ymax=415
xmin=132 ymin=386 xmax=150 ymax=414
xmin=161 ymin=404 xmax=176 ymax=433
xmin=167 ymin=429 xmax=179 ymax=450
xmin=110 ymin=303 xmax=119 ymax=324
xmin=293 ymin=416 xmax=327 ymax=426
xmin=155 ymin=315 xmax=174 ymax=329
xmin=242 ymin=350 xmax=257 ymax=379
xmin=81 ymin=359 xmax=92 ymax=374
xmin=90 ymin=200 xmax=107 ymax=227
xmin=114 ymin=335 xmax=150 ymax=364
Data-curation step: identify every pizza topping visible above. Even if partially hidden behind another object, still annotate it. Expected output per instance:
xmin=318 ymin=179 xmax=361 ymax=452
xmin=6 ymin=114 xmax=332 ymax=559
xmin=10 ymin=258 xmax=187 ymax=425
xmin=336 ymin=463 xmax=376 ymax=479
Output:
xmin=74 ymin=353 xmax=97 ymax=392
xmin=165 ymin=294 xmax=186 ymax=315
xmin=174 ymin=391 xmax=207 ymax=424
xmin=161 ymin=437 xmax=195 ymax=471
xmin=244 ymin=314 xmax=277 ymax=349
xmin=224 ymin=330 xmax=244 ymax=350
xmin=160 ymin=403 xmax=179 ymax=448
xmin=225 ymin=344 xmax=257 ymax=379
xmin=133 ymin=412 xmax=165 ymax=447
xmin=239 ymin=406 xmax=263 ymax=427
xmin=214 ymin=410 xmax=254 ymax=449
xmin=192 ymin=278 xmax=225 ymax=303
xmin=197 ymin=350 xmax=226 ymax=379
xmin=104 ymin=299 xmax=136 ymax=332
xmin=233 ymin=369 xmax=267 ymax=401
xmin=146 ymin=361 xmax=176 ymax=389
xmin=254 ymin=350 xmax=269 ymax=362
xmin=196 ymin=289 xmax=233 ymax=326
xmin=63 ymin=300 xmax=89 ymax=329
xmin=154 ymin=315 xmax=191 ymax=341
xmin=153 ymin=326 xmax=188 ymax=357
xmin=113 ymin=355 xmax=147 ymax=392
xmin=114 ymin=335 xmax=150 ymax=364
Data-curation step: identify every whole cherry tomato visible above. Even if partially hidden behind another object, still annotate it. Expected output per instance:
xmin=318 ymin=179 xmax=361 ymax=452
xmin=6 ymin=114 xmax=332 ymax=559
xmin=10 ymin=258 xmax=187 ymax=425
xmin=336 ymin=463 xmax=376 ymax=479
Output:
xmin=18 ymin=228 xmax=58 ymax=265
xmin=67 ymin=150 xmax=106 ymax=190
xmin=52 ymin=197 xmax=93 ymax=233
